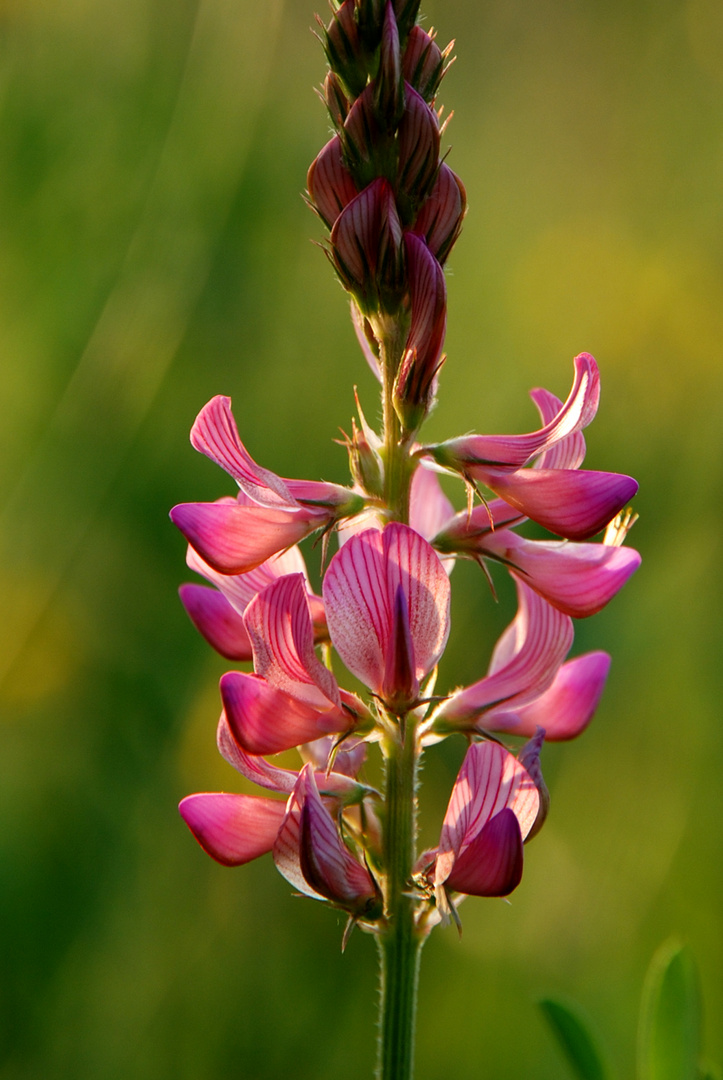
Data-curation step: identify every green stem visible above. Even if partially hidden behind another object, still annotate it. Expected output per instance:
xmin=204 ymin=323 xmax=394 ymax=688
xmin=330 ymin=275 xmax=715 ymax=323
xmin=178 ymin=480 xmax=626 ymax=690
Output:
xmin=377 ymin=717 xmax=423 ymax=1080
xmin=378 ymin=319 xmax=413 ymax=525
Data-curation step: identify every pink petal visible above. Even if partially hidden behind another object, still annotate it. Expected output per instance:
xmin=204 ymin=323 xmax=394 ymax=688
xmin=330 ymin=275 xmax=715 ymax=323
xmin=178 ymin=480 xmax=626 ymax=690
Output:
xmin=530 ymin=387 xmax=586 ymax=470
xmin=435 ymin=740 xmax=539 ymax=886
xmin=178 ymin=583 xmax=252 ymax=660
xmin=243 ymin=574 xmax=340 ymax=709
xmin=481 ymin=531 xmax=642 ymax=617
xmin=272 ymin=782 xmax=326 ymax=901
xmin=382 ymin=585 xmax=419 ymax=707
xmin=307 ymin=135 xmax=358 ymax=229
xmin=296 ymin=766 xmax=377 ymax=911
xmin=216 ymin=712 xmax=364 ymax=800
xmin=434 ymin=583 xmax=572 ymax=727
xmin=179 ymin=791 xmax=285 ymax=866
xmin=409 ymin=464 xmax=455 ymax=543
xmin=190 ymin=396 xmax=296 ymax=508
xmin=431 ymin=498 xmax=525 ymax=552
xmin=323 ymin=524 xmax=451 ymax=694
xmin=170 ymin=500 xmax=325 ymax=575
xmin=429 ymin=353 xmax=600 ymax=470
xmin=482 ymin=468 xmax=639 ymax=540
xmin=445 ymin=808 xmax=524 ymax=897
xmin=488 ymin=652 xmax=611 ymax=741
xmin=221 ymin=671 xmax=349 ymax=756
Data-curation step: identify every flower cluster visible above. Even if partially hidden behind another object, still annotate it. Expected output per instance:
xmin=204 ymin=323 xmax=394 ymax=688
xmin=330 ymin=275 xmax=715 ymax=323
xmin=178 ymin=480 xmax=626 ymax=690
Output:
xmin=172 ymin=0 xmax=639 ymax=952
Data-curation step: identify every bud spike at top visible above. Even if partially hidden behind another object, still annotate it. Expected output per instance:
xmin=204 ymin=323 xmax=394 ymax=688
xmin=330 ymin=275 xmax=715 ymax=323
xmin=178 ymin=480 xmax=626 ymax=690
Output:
xmin=172 ymin=1 xmax=640 ymax=1075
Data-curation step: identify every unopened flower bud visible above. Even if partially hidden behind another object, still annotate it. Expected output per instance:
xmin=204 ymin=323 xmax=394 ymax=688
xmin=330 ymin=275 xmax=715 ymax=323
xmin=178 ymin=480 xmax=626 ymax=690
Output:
xmin=330 ymin=177 xmax=405 ymax=314
xmin=342 ymin=85 xmax=387 ymax=189
xmin=412 ymin=163 xmax=467 ymax=264
xmin=397 ymin=83 xmax=441 ymax=216
xmin=348 ymin=394 xmax=385 ymax=497
xmin=393 ymin=232 xmax=446 ymax=432
xmin=373 ymin=2 xmax=405 ymax=131
xmin=323 ymin=0 xmax=368 ymax=99
xmin=324 ymin=71 xmax=350 ymax=128
xmin=354 ymin=0 xmax=385 ymax=51
xmin=392 ymin=0 xmax=422 ymax=42
xmin=307 ymin=135 xmax=358 ymax=230
xmin=402 ymin=25 xmax=447 ymax=102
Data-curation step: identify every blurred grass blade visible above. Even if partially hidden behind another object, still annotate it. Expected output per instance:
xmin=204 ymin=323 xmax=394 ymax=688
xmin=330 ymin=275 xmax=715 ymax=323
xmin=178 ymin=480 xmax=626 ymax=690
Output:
xmin=637 ymin=939 xmax=700 ymax=1080
xmin=697 ymin=1060 xmax=722 ymax=1080
xmin=539 ymin=997 xmax=611 ymax=1080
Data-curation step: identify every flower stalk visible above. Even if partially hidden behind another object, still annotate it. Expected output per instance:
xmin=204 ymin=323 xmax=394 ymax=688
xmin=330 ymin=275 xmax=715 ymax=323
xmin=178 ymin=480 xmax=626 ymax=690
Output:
xmin=171 ymin=2 xmax=640 ymax=1078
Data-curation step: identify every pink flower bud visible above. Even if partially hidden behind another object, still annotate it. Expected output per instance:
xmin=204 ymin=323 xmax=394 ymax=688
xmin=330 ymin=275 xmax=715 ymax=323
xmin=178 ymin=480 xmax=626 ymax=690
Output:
xmin=323 ymin=0 xmax=368 ymax=99
xmin=342 ymin=85 xmax=384 ymax=188
xmin=393 ymin=232 xmax=447 ymax=431
xmin=392 ymin=0 xmax=422 ymax=41
xmin=374 ymin=2 xmax=404 ymax=129
xmin=330 ymin=177 xmax=404 ymax=313
xmin=307 ymin=135 xmax=358 ymax=230
xmin=323 ymin=71 xmax=350 ymax=128
xmin=412 ymin=163 xmax=467 ymax=264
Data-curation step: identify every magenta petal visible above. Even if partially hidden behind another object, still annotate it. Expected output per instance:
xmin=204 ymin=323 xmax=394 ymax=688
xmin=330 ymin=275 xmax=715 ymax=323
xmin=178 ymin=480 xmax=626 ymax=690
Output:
xmin=179 ymin=583 xmax=253 ymax=660
xmin=482 ymin=532 xmax=642 ymax=617
xmin=382 ymin=585 xmax=419 ymax=706
xmin=297 ymin=768 xmax=377 ymax=911
xmin=445 ymin=808 xmax=524 ymax=897
xmin=179 ymin=792 xmax=285 ymax=866
xmin=244 ymin=574 xmax=340 ymax=709
xmin=273 ymin=783 xmax=326 ymax=901
xmin=221 ymin=671 xmax=349 ymax=756
xmin=170 ymin=501 xmax=324 ymax=574
xmin=482 ymin=468 xmax=639 ymax=540
xmin=190 ymin=396 xmax=296 ymax=507
xmin=496 ymin=651 xmax=612 ymax=741
xmin=409 ymin=465 xmax=455 ymax=542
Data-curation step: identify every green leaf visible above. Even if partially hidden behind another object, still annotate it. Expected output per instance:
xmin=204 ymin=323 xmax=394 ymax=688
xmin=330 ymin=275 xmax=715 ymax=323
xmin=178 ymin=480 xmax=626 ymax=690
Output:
xmin=539 ymin=997 xmax=611 ymax=1080
xmin=637 ymin=939 xmax=701 ymax=1080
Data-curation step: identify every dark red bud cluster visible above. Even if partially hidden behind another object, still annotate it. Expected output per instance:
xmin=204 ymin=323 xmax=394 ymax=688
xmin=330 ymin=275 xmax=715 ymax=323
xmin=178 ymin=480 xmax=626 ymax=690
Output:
xmin=308 ymin=0 xmax=466 ymax=431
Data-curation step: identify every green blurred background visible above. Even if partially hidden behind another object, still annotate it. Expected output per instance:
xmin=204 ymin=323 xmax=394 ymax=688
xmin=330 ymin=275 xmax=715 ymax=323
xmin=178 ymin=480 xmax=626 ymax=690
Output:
xmin=1 ymin=0 xmax=721 ymax=1076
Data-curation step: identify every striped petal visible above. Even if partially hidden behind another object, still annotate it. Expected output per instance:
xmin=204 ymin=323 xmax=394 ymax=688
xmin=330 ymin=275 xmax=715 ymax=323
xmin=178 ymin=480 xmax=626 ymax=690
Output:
xmin=486 ymin=652 xmax=611 ymax=741
xmin=433 ymin=582 xmax=572 ymax=728
xmin=530 ymin=386 xmax=586 ymax=470
xmin=179 ymin=791 xmax=285 ymax=866
xmin=244 ymin=574 xmax=340 ymax=709
xmin=434 ymin=740 xmax=539 ymax=888
xmin=307 ymin=135 xmax=358 ymax=229
xmin=190 ymin=395 xmax=296 ymax=508
xmin=445 ymin=808 xmax=523 ymax=897
xmin=323 ymin=524 xmax=451 ymax=695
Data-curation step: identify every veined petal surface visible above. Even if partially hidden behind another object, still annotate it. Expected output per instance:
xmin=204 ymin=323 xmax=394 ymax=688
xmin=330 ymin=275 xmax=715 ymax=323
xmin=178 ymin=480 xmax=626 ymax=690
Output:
xmin=179 ymin=792 xmax=285 ymax=866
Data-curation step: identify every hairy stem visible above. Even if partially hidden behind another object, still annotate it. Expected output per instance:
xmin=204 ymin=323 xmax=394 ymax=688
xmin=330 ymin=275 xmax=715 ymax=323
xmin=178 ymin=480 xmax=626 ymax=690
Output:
xmin=378 ymin=317 xmax=413 ymax=524
xmin=376 ymin=717 xmax=423 ymax=1080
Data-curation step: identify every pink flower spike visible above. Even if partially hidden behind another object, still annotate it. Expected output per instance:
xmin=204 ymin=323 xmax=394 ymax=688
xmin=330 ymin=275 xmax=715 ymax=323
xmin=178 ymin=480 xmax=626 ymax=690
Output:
xmin=178 ymin=583 xmax=253 ymax=660
xmin=393 ymin=233 xmax=447 ymax=429
xmin=244 ymin=573 xmax=340 ymax=709
xmin=432 ymin=582 xmax=572 ymax=729
xmin=434 ymin=740 xmax=539 ymax=896
xmin=307 ymin=135 xmax=358 ymax=230
xmin=483 ymin=467 xmax=639 ymax=540
xmin=170 ymin=498 xmax=327 ymax=575
xmin=190 ymin=396 xmax=296 ymax=508
xmin=488 ymin=652 xmax=611 ymax=741
xmin=427 ymin=353 xmax=600 ymax=471
xmin=179 ymin=792 xmax=285 ymax=867
xmin=480 ymin=531 xmax=641 ymax=617
xmin=220 ymin=672 xmax=350 ymax=756
xmin=323 ymin=523 xmax=451 ymax=700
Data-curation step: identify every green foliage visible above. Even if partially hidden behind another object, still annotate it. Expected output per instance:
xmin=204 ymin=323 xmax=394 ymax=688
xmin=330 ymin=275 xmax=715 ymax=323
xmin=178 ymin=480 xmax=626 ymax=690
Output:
xmin=637 ymin=941 xmax=701 ymax=1080
xmin=538 ymin=998 xmax=610 ymax=1080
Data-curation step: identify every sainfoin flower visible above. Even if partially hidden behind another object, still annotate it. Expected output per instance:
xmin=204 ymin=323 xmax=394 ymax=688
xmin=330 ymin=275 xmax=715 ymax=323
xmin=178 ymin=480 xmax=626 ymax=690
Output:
xmin=175 ymin=0 xmax=640 ymax=1068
